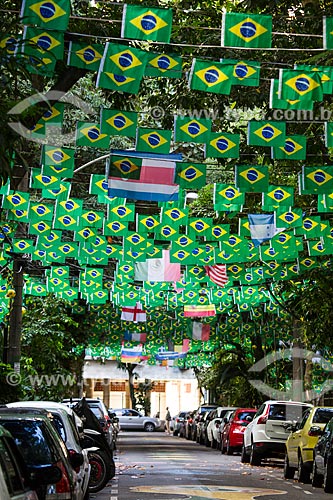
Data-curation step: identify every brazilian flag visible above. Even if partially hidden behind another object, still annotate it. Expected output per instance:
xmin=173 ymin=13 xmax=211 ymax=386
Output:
xmin=75 ymin=122 xmax=109 ymax=149
xmin=67 ymin=41 xmax=104 ymax=71
xmin=20 ymin=0 xmax=70 ymax=31
xmin=100 ymin=108 xmax=137 ymax=137
xmin=189 ymin=59 xmax=233 ymax=95
xmin=145 ymin=52 xmax=182 ymax=78
xmin=121 ymin=4 xmax=172 ymax=43
xmin=222 ymin=12 xmax=272 ymax=48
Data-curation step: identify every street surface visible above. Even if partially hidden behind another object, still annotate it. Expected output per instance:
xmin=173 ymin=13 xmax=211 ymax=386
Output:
xmin=92 ymin=431 xmax=328 ymax=500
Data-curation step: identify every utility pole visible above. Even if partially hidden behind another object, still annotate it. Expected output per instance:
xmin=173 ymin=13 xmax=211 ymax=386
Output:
xmin=6 ymin=165 xmax=29 ymax=371
xmin=292 ymin=318 xmax=304 ymax=402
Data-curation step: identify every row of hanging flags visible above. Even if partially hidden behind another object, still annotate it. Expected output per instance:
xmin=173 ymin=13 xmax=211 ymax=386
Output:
xmin=4 ymin=1 xmax=333 ymax=103
xmin=17 ymin=0 xmax=333 ymax=48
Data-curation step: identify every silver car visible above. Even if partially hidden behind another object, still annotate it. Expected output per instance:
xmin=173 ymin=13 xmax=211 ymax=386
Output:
xmin=112 ymin=408 xmax=161 ymax=432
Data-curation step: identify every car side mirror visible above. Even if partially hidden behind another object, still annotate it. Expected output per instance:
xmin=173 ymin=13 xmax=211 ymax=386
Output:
xmin=215 ymin=420 xmax=221 ymax=426
xmin=223 ymin=417 xmax=229 ymax=423
xmin=245 ymin=415 xmax=253 ymax=422
xmin=30 ymin=465 xmax=62 ymax=487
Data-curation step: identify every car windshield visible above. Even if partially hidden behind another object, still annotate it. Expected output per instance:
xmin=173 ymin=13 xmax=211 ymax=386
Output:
xmin=268 ymin=404 xmax=309 ymax=421
xmin=0 ymin=420 xmax=58 ymax=465
xmin=313 ymin=408 xmax=333 ymax=424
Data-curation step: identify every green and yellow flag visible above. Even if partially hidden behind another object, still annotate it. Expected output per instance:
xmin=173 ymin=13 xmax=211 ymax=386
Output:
xmin=278 ymin=69 xmax=323 ymax=103
xmin=136 ymin=128 xmax=172 ymax=154
xmin=75 ymin=122 xmax=109 ymax=149
xmin=189 ymin=59 xmax=233 ymax=94
xmin=222 ymin=12 xmax=272 ymax=48
xmin=222 ymin=58 xmax=260 ymax=86
xmin=271 ymin=135 xmax=306 ymax=160
xmin=269 ymin=79 xmax=313 ymax=111
xmin=206 ymin=132 xmax=239 ymax=158
xmin=302 ymin=165 xmax=333 ymax=194
xmin=247 ymin=121 xmax=286 ymax=147
xmin=121 ymin=4 xmax=173 ymax=42
xmin=323 ymin=17 xmax=333 ymax=49
xmin=100 ymin=108 xmax=137 ymax=137
xmin=235 ymin=165 xmax=269 ymax=193
xmin=20 ymin=0 xmax=70 ymax=31
xmin=176 ymin=162 xmax=206 ymax=189
xmin=67 ymin=41 xmax=104 ymax=71
xmin=145 ymin=52 xmax=182 ymax=78
xmin=174 ymin=116 xmax=211 ymax=143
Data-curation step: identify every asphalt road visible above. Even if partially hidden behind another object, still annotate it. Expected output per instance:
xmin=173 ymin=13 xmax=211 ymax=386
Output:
xmin=92 ymin=431 xmax=329 ymax=500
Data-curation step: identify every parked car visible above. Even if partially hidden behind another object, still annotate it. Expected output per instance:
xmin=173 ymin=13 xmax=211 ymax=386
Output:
xmin=7 ymin=401 xmax=90 ymax=499
xmin=205 ymin=407 xmax=237 ymax=448
xmin=216 ymin=410 xmax=236 ymax=450
xmin=111 ymin=408 xmax=162 ymax=431
xmin=192 ymin=404 xmax=218 ymax=442
xmin=184 ymin=411 xmax=196 ymax=440
xmin=171 ymin=411 xmax=190 ymax=437
xmin=0 ymin=407 xmax=83 ymax=500
xmin=221 ymin=408 xmax=257 ymax=455
xmin=284 ymin=406 xmax=333 ymax=483
xmin=312 ymin=414 xmax=333 ymax=492
xmin=0 ymin=423 xmax=44 ymax=500
xmin=242 ymin=400 xmax=313 ymax=466
xmin=63 ymin=398 xmax=115 ymax=449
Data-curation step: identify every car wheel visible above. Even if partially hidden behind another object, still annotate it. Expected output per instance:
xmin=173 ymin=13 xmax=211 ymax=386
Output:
xmin=241 ymin=445 xmax=250 ymax=464
xmin=249 ymin=443 xmax=261 ymax=466
xmin=298 ymin=454 xmax=310 ymax=483
xmin=324 ymin=459 xmax=333 ymax=493
xmin=312 ymin=459 xmax=323 ymax=488
xmin=88 ymin=451 xmax=111 ymax=493
xmin=226 ymin=440 xmax=234 ymax=455
xmin=173 ymin=429 xmax=178 ymax=436
xmin=284 ymin=454 xmax=295 ymax=480
xmin=144 ymin=422 xmax=155 ymax=432
xmin=221 ymin=439 xmax=226 ymax=455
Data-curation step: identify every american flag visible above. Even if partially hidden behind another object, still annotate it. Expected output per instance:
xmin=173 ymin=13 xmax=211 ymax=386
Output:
xmin=204 ymin=264 xmax=228 ymax=287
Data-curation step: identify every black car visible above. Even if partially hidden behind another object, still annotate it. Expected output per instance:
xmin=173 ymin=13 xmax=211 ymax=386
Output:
xmin=0 ymin=408 xmax=82 ymax=500
xmin=312 ymin=416 xmax=333 ymax=492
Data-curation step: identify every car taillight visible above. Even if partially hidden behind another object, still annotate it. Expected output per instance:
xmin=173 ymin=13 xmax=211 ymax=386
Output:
xmin=257 ymin=415 xmax=268 ymax=424
xmin=188 ymin=418 xmax=193 ymax=424
xmin=69 ymin=449 xmax=80 ymax=473
xmin=52 ymin=460 xmax=71 ymax=499
xmin=257 ymin=405 xmax=270 ymax=425
xmin=176 ymin=418 xmax=180 ymax=422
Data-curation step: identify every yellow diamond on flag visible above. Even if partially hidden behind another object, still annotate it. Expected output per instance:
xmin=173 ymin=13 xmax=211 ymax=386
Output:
xmin=109 ymin=49 xmax=143 ymax=71
xmin=195 ymin=66 xmax=229 ymax=88
xmin=307 ymin=169 xmax=333 ymax=186
xmin=285 ymin=73 xmax=320 ymax=96
xmin=229 ymin=17 xmax=268 ymax=43
xmin=76 ymin=45 xmax=103 ymax=65
xmin=254 ymin=123 xmax=282 ymax=143
xmin=180 ymin=120 xmax=208 ymax=138
xmin=104 ymin=73 xmax=136 ymax=87
xmin=279 ymin=138 xmax=303 ymax=155
xmin=239 ymin=167 xmax=265 ymax=184
xmin=140 ymin=132 xmax=167 ymax=149
xmin=29 ymin=0 xmax=66 ymax=22
xmin=130 ymin=11 xmax=168 ymax=35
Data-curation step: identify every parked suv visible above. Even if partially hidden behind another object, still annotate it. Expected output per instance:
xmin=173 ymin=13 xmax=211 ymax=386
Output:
xmin=112 ymin=408 xmax=161 ymax=431
xmin=171 ymin=411 xmax=191 ymax=436
xmin=192 ymin=404 xmax=217 ymax=442
xmin=205 ymin=407 xmax=237 ymax=448
xmin=242 ymin=400 xmax=313 ymax=466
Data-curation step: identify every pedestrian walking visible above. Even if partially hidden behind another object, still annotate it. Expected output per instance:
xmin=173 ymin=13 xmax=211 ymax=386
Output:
xmin=165 ymin=407 xmax=171 ymax=434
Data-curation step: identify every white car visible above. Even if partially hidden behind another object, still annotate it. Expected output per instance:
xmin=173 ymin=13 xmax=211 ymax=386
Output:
xmin=206 ymin=407 xmax=237 ymax=448
xmin=112 ymin=408 xmax=162 ymax=431
xmin=7 ymin=401 xmax=90 ymax=500
xmin=242 ymin=400 xmax=313 ymax=466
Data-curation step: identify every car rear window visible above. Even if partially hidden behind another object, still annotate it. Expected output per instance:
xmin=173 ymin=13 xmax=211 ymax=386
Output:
xmin=313 ymin=408 xmax=333 ymax=424
xmin=236 ymin=411 xmax=256 ymax=421
xmin=0 ymin=420 xmax=58 ymax=465
xmin=268 ymin=404 xmax=310 ymax=421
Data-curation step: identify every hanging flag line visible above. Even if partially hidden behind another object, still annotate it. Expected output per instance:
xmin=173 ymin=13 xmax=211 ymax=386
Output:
xmin=65 ymin=31 xmax=325 ymax=51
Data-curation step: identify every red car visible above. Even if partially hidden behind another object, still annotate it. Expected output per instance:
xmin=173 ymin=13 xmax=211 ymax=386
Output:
xmin=221 ymin=408 xmax=257 ymax=455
